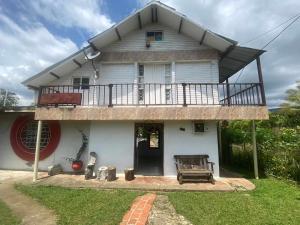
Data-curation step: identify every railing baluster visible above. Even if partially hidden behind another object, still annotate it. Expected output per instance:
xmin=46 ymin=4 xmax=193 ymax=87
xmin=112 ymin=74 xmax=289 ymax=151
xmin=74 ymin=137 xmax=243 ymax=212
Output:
xmin=212 ymin=84 xmax=214 ymax=105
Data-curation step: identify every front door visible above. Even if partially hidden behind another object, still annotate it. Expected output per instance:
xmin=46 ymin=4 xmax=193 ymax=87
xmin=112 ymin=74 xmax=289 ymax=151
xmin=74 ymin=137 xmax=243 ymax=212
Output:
xmin=139 ymin=63 xmax=171 ymax=105
xmin=134 ymin=123 xmax=164 ymax=176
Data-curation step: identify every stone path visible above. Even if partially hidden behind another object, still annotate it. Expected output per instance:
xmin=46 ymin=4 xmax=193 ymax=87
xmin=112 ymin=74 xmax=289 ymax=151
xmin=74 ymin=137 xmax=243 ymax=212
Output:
xmin=120 ymin=193 xmax=156 ymax=225
xmin=148 ymin=195 xmax=193 ymax=225
xmin=0 ymin=171 xmax=57 ymax=225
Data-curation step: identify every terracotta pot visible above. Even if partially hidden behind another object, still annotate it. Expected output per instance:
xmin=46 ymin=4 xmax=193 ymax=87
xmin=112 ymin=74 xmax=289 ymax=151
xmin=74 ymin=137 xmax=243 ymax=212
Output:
xmin=72 ymin=160 xmax=83 ymax=171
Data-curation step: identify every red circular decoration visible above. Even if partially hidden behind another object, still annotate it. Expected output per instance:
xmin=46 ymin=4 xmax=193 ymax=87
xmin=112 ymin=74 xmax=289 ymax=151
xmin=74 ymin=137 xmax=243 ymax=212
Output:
xmin=10 ymin=115 xmax=60 ymax=161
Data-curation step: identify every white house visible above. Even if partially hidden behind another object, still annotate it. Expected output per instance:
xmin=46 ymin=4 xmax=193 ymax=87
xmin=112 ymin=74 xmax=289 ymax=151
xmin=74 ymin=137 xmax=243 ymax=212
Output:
xmin=0 ymin=1 xmax=268 ymax=179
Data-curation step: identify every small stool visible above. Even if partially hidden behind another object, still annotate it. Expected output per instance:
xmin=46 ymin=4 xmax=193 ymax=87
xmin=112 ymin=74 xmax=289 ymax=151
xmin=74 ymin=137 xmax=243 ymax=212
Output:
xmin=124 ymin=168 xmax=135 ymax=181
xmin=107 ymin=166 xmax=116 ymax=181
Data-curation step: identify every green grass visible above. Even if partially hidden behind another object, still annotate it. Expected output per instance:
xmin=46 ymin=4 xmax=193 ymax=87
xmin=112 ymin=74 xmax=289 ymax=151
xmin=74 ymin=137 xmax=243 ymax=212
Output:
xmin=168 ymin=178 xmax=300 ymax=225
xmin=16 ymin=185 xmax=140 ymax=225
xmin=0 ymin=199 xmax=20 ymax=225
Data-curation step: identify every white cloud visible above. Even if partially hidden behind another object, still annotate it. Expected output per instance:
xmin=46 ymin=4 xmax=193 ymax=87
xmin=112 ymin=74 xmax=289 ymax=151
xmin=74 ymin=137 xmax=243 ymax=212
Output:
xmin=0 ymin=13 xmax=78 ymax=105
xmin=28 ymin=0 xmax=113 ymax=34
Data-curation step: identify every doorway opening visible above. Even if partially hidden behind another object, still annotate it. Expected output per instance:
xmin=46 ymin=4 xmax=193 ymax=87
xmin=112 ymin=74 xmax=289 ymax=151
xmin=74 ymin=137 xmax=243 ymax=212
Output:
xmin=134 ymin=123 xmax=163 ymax=176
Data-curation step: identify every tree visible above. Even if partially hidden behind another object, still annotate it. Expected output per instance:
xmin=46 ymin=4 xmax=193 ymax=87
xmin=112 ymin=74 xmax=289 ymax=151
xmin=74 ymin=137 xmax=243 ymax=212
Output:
xmin=0 ymin=88 xmax=19 ymax=108
xmin=280 ymin=80 xmax=300 ymax=110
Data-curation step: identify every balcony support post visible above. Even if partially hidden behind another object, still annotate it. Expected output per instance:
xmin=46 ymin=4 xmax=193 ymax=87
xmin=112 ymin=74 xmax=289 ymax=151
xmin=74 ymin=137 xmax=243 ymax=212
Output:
xmin=256 ymin=56 xmax=266 ymax=105
xmin=226 ymin=79 xmax=231 ymax=106
xmin=33 ymin=120 xmax=42 ymax=182
xmin=252 ymin=120 xmax=259 ymax=179
xmin=108 ymin=84 xmax=113 ymax=107
xmin=182 ymin=83 xmax=187 ymax=106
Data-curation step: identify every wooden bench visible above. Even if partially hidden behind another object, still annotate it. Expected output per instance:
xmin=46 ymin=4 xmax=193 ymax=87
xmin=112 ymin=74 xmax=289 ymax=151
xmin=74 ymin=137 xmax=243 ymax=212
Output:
xmin=174 ymin=155 xmax=215 ymax=184
xmin=39 ymin=93 xmax=82 ymax=107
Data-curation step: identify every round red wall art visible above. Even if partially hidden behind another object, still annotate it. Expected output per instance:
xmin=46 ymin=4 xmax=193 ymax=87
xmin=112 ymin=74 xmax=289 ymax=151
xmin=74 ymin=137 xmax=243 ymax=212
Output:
xmin=10 ymin=115 xmax=61 ymax=161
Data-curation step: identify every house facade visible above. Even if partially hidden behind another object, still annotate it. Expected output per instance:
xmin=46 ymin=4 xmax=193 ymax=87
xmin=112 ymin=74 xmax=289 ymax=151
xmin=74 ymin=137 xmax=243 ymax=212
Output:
xmin=0 ymin=1 xmax=268 ymax=178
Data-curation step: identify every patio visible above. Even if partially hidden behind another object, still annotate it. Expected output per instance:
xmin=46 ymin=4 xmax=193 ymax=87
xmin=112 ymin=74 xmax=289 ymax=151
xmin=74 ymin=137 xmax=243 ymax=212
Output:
xmin=0 ymin=169 xmax=255 ymax=192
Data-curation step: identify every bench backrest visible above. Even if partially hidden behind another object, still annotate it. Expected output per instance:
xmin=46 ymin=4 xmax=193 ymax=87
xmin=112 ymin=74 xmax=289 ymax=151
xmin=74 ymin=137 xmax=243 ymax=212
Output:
xmin=174 ymin=155 xmax=209 ymax=170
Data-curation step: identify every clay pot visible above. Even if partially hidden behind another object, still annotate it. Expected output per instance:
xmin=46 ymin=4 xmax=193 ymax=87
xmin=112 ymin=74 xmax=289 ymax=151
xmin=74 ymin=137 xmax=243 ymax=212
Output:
xmin=72 ymin=160 xmax=83 ymax=171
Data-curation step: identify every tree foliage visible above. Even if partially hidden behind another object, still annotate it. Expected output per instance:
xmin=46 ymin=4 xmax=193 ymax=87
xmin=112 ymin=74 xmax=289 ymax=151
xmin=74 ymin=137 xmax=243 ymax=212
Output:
xmin=222 ymin=111 xmax=300 ymax=182
xmin=280 ymin=80 xmax=300 ymax=110
xmin=0 ymin=88 xmax=19 ymax=108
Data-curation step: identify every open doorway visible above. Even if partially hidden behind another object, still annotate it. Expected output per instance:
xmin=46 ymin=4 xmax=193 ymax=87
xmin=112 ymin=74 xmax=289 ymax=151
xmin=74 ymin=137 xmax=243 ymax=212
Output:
xmin=134 ymin=123 xmax=163 ymax=176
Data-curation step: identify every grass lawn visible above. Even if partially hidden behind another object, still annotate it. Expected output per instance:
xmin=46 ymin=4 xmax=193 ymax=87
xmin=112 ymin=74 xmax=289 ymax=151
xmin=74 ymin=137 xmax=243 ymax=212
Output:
xmin=16 ymin=185 xmax=140 ymax=225
xmin=0 ymin=199 xmax=20 ymax=225
xmin=168 ymin=178 xmax=300 ymax=225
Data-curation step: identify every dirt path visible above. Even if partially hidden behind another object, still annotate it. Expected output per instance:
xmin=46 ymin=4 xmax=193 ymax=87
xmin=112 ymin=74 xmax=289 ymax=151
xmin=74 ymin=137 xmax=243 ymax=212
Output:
xmin=147 ymin=195 xmax=193 ymax=225
xmin=0 ymin=172 xmax=57 ymax=225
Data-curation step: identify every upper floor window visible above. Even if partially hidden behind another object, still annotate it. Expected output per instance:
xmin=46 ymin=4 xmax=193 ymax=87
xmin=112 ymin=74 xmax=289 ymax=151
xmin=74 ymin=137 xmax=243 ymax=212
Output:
xmin=73 ymin=77 xmax=90 ymax=90
xmin=146 ymin=31 xmax=163 ymax=41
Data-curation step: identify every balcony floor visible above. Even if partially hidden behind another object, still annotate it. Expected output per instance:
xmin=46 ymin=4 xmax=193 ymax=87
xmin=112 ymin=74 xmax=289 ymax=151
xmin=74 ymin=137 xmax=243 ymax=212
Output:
xmin=35 ymin=105 xmax=269 ymax=121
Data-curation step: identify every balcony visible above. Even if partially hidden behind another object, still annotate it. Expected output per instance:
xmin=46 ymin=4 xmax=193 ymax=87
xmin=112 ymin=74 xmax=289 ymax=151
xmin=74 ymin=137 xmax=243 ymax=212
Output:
xmin=35 ymin=83 xmax=268 ymax=121
xmin=38 ymin=83 xmax=266 ymax=107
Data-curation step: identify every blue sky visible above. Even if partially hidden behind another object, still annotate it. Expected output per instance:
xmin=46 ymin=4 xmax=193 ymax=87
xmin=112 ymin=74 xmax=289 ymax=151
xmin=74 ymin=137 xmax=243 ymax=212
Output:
xmin=0 ymin=0 xmax=299 ymax=107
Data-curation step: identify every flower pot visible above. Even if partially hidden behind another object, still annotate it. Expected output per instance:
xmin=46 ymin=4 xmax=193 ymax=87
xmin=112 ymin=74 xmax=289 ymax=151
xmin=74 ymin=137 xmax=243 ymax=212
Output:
xmin=72 ymin=160 xmax=83 ymax=171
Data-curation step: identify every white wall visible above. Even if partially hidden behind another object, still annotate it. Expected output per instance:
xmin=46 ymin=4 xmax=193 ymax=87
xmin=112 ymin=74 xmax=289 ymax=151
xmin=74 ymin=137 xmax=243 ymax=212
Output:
xmin=101 ymin=24 xmax=209 ymax=52
xmin=164 ymin=121 xmax=219 ymax=177
xmin=0 ymin=113 xmax=90 ymax=172
xmin=89 ymin=121 xmax=135 ymax=173
xmin=0 ymin=116 xmax=220 ymax=177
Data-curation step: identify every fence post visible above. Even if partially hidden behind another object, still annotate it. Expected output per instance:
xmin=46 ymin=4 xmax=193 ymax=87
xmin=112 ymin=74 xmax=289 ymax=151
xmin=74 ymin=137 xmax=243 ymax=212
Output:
xmin=182 ymin=83 xmax=187 ymax=106
xmin=108 ymin=84 xmax=113 ymax=107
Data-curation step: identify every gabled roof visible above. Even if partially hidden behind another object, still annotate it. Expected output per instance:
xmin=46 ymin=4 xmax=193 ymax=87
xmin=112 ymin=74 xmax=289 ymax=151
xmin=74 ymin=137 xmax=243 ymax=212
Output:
xmin=22 ymin=1 xmax=265 ymax=87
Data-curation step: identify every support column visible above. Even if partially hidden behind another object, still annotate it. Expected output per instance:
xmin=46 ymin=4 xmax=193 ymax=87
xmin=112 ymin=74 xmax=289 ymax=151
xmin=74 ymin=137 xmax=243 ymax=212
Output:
xmin=252 ymin=120 xmax=259 ymax=179
xmin=256 ymin=56 xmax=266 ymax=105
xmin=217 ymin=121 xmax=223 ymax=163
xmin=33 ymin=120 xmax=42 ymax=182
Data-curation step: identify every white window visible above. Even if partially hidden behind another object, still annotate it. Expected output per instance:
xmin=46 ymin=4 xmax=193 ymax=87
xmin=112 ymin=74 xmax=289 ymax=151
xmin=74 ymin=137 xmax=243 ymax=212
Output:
xmin=72 ymin=77 xmax=90 ymax=89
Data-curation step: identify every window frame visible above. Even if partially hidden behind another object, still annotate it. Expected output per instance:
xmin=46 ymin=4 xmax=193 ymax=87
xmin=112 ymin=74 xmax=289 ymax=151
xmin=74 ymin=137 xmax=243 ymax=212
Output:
xmin=146 ymin=31 xmax=164 ymax=42
xmin=72 ymin=76 xmax=90 ymax=90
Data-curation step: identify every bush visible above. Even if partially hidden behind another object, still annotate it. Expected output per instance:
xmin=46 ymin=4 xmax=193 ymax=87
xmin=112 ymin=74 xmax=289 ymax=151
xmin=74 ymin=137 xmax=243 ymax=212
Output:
xmin=222 ymin=112 xmax=300 ymax=182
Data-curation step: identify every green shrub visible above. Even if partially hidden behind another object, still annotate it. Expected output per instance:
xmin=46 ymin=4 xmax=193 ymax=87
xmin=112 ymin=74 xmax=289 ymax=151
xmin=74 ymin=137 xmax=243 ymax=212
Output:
xmin=222 ymin=112 xmax=300 ymax=182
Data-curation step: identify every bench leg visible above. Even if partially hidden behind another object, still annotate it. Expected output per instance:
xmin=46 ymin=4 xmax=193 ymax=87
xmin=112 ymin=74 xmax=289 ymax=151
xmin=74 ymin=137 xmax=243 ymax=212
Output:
xmin=178 ymin=174 xmax=183 ymax=185
xmin=209 ymin=174 xmax=215 ymax=185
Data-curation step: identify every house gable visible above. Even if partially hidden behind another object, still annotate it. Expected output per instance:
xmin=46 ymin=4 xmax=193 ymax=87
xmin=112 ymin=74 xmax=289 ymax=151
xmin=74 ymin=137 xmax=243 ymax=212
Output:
xmin=101 ymin=23 xmax=210 ymax=52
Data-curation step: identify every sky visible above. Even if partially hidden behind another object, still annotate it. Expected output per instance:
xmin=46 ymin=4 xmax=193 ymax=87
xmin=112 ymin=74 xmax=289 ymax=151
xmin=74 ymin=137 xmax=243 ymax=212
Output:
xmin=0 ymin=0 xmax=299 ymax=107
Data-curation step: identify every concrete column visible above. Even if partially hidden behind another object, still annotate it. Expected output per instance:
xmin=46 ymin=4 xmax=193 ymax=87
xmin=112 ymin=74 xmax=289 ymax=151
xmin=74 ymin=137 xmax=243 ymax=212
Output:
xmin=252 ymin=120 xmax=259 ymax=179
xmin=33 ymin=120 xmax=43 ymax=182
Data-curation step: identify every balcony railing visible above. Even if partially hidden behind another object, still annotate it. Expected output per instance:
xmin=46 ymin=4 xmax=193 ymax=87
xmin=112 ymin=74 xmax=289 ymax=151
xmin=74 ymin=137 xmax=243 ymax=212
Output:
xmin=38 ymin=83 xmax=266 ymax=107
